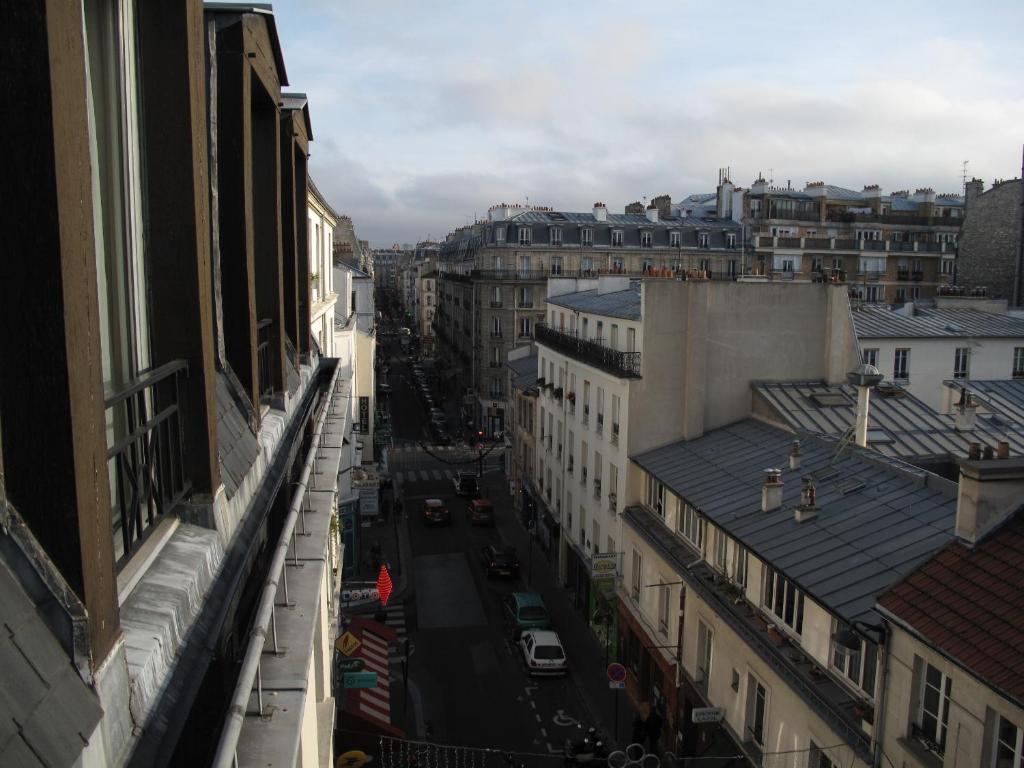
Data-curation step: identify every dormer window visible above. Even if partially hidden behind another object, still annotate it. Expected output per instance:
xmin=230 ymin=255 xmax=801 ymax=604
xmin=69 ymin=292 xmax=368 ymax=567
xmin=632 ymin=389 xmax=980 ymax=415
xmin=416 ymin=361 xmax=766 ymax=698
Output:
xmin=581 ymin=228 xmax=593 ymax=246
xmin=699 ymin=232 xmax=710 ymax=248
xmin=611 ymin=230 xmax=623 ymax=247
xmin=640 ymin=230 xmax=652 ymax=248
xmin=550 ymin=227 xmax=563 ymax=245
xmin=726 ymin=233 xmax=737 ymax=249
xmin=669 ymin=231 xmax=680 ymax=247
xmin=495 ymin=226 xmax=505 ymax=243
xmin=518 ymin=226 xmax=532 ymax=245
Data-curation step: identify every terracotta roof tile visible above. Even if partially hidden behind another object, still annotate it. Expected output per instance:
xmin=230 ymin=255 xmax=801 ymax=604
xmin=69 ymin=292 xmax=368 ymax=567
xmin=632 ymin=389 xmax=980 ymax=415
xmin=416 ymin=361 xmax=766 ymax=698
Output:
xmin=878 ymin=510 xmax=1024 ymax=703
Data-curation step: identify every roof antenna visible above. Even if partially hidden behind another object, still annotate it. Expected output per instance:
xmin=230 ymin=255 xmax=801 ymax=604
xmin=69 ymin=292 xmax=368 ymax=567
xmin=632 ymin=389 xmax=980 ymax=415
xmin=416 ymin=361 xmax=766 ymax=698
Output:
xmin=961 ymin=160 xmax=969 ymax=194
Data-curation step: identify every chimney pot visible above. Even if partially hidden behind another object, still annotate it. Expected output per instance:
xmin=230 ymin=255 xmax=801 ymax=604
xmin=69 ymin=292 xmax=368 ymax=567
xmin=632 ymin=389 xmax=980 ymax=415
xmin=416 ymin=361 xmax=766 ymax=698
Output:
xmin=789 ymin=440 xmax=801 ymax=470
xmin=968 ymin=442 xmax=982 ymax=460
xmin=997 ymin=441 xmax=1010 ymax=459
xmin=762 ymin=469 xmax=784 ymax=512
xmin=983 ymin=445 xmax=995 ymax=460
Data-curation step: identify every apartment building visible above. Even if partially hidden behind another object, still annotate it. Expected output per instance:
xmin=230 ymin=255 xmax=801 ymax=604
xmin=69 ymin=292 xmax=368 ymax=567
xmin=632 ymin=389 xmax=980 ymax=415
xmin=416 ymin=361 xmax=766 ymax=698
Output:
xmin=417 ymin=270 xmax=438 ymax=354
xmin=309 ymin=175 xmax=340 ymax=356
xmin=533 ymin=277 xmax=861 ymax=675
xmin=1 ymin=3 xmax=348 ymax=765
xmin=851 ymin=300 xmax=1024 ymax=411
xmin=436 ymin=202 xmax=744 ymax=436
xmin=506 ymin=349 xmax=543 ymax=535
xmin=957 ymin=177 xmax=1024 ymax=304
xmin=877 ymin=463 xmax=1024 ymax=768
xmin=621 ymin=423 xmax=960 ymax=764
xmin=740 ymin=178 xmax=962 ymax=302
xmin=335 ymin=262 xmax=378 ymax=462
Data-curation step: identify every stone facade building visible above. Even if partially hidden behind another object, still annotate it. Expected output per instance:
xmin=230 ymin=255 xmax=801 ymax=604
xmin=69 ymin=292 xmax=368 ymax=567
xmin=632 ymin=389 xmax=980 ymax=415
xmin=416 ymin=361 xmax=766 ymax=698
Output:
xmin=956 ymin=177 xmax=1024 ymax=304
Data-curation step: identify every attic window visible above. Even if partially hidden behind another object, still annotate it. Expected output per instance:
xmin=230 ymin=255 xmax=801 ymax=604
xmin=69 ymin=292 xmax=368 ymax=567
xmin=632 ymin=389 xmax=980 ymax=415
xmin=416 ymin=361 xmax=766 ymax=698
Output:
xmin=867 ymin=429 xmax=893 ymax=444
xmin=810 ymin=393 xmax=849 ymax=407
xmin=813 ymin=468 xmax=838 ymax=482
xmin=836 ymin=477 xmax=866 ymax=494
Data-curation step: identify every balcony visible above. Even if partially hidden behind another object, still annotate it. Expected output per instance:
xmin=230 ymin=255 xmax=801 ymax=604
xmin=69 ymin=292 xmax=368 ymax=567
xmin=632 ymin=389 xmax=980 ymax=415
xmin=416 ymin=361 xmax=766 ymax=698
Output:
xmin=856 ymin=270 xmax=884 ymax=282
xmin=106 ymin=361 xmax=191 ymax=565
xmin=490 ymin=331 xmax=503 ymax=338
xmin=535 ymin=324 xmax=641 ymax=379
xmin=518 ymin=300 xmax=535 ymax=309
xmin=896 ymin=269 xmax=910 ymax=281
xmin=911 ymin=270 xmax=924 ymax=282
xmin=490 ymin=300 xmax=503 ymax=308
xmin=596 ymin=413 xmax=604 ymax=434
xmin=488 ymin=361 xmax=504 ymax=368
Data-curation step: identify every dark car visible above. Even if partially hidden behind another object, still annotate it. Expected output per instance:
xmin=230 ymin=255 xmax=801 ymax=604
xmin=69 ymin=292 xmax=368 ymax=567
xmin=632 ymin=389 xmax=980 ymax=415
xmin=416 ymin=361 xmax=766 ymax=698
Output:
xmin=422 ymin=498 xmax=450 ymax=526
xmin=466 ymin=497 xmax=495 ymax=526
xmin=453 ymin=472 xmax=479 ymax=498
xmin=481 ymin=543 xmax=519 ymax=577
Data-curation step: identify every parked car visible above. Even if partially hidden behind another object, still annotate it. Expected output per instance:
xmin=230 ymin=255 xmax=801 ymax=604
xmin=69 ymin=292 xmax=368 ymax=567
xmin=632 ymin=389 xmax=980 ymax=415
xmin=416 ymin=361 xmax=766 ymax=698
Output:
xmin=466 ymin=497 xmax=495 ymax=527
xmin=422 ymin=498 xmax=450 ymax=526
xmin=453 ymin=471 xmax=479 ymax=498
xmin=430 ymin=421 xmax=451 ymax=445
xmin=503 ymin=592 xmax=550 ymax=639
xmin=429 ymin=408 xmax=446 ymax=423
xmin=519 ymin=629 xmax=567 ymax=676
xmin=480 ymin=543 xmax=518 ymax=577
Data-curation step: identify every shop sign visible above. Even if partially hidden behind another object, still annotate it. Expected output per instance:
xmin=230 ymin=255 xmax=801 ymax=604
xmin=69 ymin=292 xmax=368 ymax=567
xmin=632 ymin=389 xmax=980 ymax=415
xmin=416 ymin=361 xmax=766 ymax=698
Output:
xmin=358 ymin=396 xmax=370 ymax=433
xmin=590 ymin=552 xmax=619 ymax=579
xmin=691 ymin=707 xmax=726 ymax=724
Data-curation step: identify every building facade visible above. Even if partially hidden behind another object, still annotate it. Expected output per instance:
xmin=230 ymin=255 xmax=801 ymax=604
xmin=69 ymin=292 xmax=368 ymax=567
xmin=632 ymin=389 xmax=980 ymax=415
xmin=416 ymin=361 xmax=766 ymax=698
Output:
xmin=956 ymin=177 xmax=1024 ymax=305
xmin=309 ymin=175 xmax=340 ymax=356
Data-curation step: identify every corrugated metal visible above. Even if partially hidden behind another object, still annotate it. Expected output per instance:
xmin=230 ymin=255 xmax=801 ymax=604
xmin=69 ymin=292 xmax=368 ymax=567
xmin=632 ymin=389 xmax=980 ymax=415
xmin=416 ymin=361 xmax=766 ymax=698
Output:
xmin=630 ymin=420 xmax=957 ymax=623
xmin=853 ymin=306 xmax=1024 ymax=339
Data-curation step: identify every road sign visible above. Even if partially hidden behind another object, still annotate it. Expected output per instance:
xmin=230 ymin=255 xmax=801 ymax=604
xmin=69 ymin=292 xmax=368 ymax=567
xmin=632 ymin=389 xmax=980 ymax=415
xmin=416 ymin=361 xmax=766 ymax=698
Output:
xmin=691 ymin=706 xmax=726 ymax=724
xmin=609 ymin=681 xmax=626 ymax=689
xmin=336 ymin=631 xmax=361 ymax=656
xmin=607 ymin=662 xmax=627 ymax=683
xmin=337 ymin=657 xmax=365 ymax=672
xmin=343 ymin=671 xmax=379 ymax=689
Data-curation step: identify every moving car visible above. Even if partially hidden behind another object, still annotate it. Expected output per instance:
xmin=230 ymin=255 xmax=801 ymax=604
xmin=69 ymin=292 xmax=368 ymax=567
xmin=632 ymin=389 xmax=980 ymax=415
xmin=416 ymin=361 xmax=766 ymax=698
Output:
xmin=422 ymin=498 xmax=450 ymax=526
xmin=503 ymin=592 xmax=549 ymax=639
xmin=466 ymin=497 xmax=495 ymax=527
xmin=519 ymin=629 xmax=567 ymax=676
xmin=480 ymin=543 xmax=518 ymax=577
xmin=453 ymin=472 xmax=479 ymax=498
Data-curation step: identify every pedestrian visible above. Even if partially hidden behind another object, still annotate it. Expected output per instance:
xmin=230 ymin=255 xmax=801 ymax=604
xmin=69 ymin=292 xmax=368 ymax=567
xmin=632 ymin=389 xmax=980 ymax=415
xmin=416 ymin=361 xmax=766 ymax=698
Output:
xmin=645 ymin=705 xmax=664 ymax=755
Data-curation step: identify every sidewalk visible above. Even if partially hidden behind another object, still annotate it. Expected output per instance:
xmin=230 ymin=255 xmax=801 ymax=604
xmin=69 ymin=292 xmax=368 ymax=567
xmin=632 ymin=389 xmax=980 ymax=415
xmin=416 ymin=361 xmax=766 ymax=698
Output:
xmin=494 ymin=486 xmax=642 ymax=750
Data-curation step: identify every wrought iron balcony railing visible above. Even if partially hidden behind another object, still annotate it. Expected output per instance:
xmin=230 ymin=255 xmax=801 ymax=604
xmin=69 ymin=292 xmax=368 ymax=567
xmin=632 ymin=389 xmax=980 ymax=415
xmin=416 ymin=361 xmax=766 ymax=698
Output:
xmin=105 ymin=360 xmax=191 ymax=566
xmin=535 ymin=324 xmax=641 ymax=379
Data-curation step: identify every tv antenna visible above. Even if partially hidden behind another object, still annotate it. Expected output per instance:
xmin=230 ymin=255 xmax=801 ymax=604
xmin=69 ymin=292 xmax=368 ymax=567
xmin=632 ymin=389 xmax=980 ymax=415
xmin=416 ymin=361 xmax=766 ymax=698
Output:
xmin=962 ymin=160 xmax=969 ymax=193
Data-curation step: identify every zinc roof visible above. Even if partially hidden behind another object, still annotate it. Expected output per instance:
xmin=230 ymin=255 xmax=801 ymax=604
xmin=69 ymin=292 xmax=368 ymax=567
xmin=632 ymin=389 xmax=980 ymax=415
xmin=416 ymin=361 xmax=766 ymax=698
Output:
xmin=631 ymin=419 xmax=957 ymax=624
xmin=546 ymin=284 xmax=642 ymax=321
xmin=853 ymin=306 xmax=1024 ymax=339
xmin=753 ymin=380 xmax=1024 ymax=459
xmin=507 ymin=210 xmax=740 ymax=230
xmin=948 ymin=379 xmax=1024 ymax=427
xmin=508 ymin=354 xmax=539 ymax=390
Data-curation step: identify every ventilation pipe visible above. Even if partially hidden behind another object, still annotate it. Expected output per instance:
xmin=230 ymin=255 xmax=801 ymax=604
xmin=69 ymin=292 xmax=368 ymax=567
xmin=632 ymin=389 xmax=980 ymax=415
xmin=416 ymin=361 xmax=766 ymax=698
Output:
xmin=762 ymin=469 xmax=784 ymax=512
xmin=847 ymin=363 xmax=884 ymax=447
xmin=789 ymin=440 xmax=801 ymax=470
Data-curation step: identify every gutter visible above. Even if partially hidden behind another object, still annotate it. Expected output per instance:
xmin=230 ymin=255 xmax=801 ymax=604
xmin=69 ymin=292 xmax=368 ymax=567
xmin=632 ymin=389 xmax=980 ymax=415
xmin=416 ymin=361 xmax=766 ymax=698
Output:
xmin=211 ymin=361 xmax=342 ymax=768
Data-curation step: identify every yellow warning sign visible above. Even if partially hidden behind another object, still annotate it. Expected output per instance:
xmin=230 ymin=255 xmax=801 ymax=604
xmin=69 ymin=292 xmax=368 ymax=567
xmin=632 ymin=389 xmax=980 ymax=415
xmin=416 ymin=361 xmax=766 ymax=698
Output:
xmin=335 ymin=631 xmax=361 ymax=657
xmin=336 ymin=749 xmax=371 ymax=768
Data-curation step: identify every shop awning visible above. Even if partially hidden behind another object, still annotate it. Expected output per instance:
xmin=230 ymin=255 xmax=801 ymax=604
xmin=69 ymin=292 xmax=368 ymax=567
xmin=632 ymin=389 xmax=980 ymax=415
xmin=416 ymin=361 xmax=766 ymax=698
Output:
xmin=338 ymin=617 xmax=405 ymax=738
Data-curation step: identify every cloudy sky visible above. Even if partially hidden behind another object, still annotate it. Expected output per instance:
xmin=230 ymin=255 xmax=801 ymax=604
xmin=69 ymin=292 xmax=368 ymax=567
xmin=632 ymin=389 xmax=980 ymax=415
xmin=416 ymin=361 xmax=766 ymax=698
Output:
xmin=272 ymin=1 xmax=1024 ymax=247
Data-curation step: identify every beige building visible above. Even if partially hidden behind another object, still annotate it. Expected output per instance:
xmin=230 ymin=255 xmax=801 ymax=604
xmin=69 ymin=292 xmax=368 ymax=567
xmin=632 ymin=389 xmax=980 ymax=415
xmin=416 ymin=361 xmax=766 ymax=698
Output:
xmin=308 ymin=177 xmax=340 ymax=356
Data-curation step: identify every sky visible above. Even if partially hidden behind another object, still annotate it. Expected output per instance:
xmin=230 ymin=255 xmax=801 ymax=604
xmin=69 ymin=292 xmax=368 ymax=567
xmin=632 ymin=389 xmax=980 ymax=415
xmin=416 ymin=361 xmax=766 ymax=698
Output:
xmin=271 ymin=1 xmax=1024 ymax=248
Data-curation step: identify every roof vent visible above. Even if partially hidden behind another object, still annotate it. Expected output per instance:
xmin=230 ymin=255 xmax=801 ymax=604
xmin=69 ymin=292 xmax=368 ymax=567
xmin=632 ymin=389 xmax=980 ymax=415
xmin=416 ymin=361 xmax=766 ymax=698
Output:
xmin=836 ymin=477 xmax=865 ymax=495
xmin=794 ymin=476 xmax=818 ymax=522
xmin=762 ymin=469 xmax=784 ymax=512
xmin=789 ymin=440 xmax=802 ymax=471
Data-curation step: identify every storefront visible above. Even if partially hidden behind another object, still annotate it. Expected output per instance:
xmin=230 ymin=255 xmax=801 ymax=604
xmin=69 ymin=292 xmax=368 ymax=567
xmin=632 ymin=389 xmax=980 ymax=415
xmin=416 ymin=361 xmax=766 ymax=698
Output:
xmin=564 ymin=542 xmax=591 ymax=613
xmin=617 ymin=600 xmax=679 ymax=753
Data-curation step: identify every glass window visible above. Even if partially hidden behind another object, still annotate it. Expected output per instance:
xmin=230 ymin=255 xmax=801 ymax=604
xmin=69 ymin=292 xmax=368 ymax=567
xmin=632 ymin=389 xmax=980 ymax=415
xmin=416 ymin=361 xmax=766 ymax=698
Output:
xmin=830 ymin=622 xmax=878 ymax=697
xmin=631 ymin=549 xmax=642 ymax=602
xmin=954 ymin=347 xmax=970 ymax=379
xmin=678 ymin=503 xmax=704 ymax=550
xmin=518 ymin=226 xmax=531 ymax=245
xmin=658 ymin=583 xmax=670 ymax=636
xmin=611 ymin=230 xmax=623 ymax=247
xmin=992 ymin=714 xmax=1023 ymax=768
xmin=746 ymin=675 xmax=767 ymax=746
xmin=550 ymin=227 xmax=562 ymax=245
xmin=763 ymin=566 xmax=804 ymax=635
xmin=916 ymin=661 xmax=952 ymax=754
xmin=714 ymin=529 xmax=728 ymax=572
xmin=645 ymin=475 xmax=665 ymax=515
xmin=894 ymin=348 xmax=910 ymax=380
xmin=581 ymin=228 xmax=593 ymax=246
xmin=862 ymin=348 xmax=878 ymax=367
xmin=1015 ymin=348 xmax=1024 ymax=378
xmin=669 ymin=231 xmax=680 ymax=247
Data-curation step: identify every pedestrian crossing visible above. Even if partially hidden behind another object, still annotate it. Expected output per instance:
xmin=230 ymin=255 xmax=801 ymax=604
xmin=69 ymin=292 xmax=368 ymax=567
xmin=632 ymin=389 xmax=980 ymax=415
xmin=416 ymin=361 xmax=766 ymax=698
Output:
xmin=393 ymin=467 xmax=460 ymax=485
xmin=380 ymin=604 xmax=408 ymax=664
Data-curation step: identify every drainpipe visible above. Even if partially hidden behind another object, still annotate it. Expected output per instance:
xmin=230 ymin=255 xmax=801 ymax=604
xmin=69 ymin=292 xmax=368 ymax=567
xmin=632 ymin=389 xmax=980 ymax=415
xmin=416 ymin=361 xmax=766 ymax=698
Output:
xmin=873 ymin=624 xmax=892 ymax=768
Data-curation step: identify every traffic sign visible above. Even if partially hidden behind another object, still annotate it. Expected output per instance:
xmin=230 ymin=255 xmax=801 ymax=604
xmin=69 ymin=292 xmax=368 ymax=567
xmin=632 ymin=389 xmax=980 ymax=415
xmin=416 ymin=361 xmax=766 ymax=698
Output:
xmin=336 ymin=631 xmax=361 ymax=656
xmin=691 ymin=706 xmax=726 ymax=724
xmin=337 ymin=657 xmax=365 ymax=672
xmin=607 ymin=662 xmax=627 ymax=683
xmin=609 ymin=681 xmax=626 ymax=689
xmin=343 ymin=671 xmax=379 ymax=689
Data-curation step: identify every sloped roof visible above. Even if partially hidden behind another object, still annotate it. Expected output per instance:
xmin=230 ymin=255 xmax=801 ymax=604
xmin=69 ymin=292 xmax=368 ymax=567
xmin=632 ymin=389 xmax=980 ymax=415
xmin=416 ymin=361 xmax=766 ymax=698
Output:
xmin=753 ymin=380 xmax=1024 ymax=459
xmin=505 ymin=210 xmax=740 ymax=230
xmin=203 ymin=3 xmax=288 ymax=85
xmin=878 ymin=508 xmax=1024 ymax=704
xmin=546 ymin=284 xmax=642 ymax=321
xmin=948 ymin=379 xmax=1024 ymax=426
xmin=853 ymin=306 xmax=1024 ymax=339
xmin=508 ymin=354 xmax=538 ymax=390
xmin=631 ymin=420 xmax=957 ymax=624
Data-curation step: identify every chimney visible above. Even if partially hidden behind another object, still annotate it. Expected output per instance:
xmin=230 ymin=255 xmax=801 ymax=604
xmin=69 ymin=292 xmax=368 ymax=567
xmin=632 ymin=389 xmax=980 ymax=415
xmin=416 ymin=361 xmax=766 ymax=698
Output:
xmin=646 ymin=204 xmax=659 ymax=223
xmin=789 ymin=440 xmax=801 ymax=471
xmin=653 ymin=194 xmax=672 ymax=219
xmin=750 ymin=175 xmax=768 ymax=195
xmin=847 ymin=363 xmax=884 ymax=447
xmin=761 ymin=469 xmax=784 ymax=512
xmin=593 ymin=202 xmax=607 ymax=222
xmin=964 ymin=178 xmax=984 ymax=209
xmin=955 ymin=456 xmax=1024 ymax=545
xmin=625 ymin=201 xmax=645 ymax=215
xmin=717 ymin=176 xmax=735 ymax=218
xmin=954 ymin=387 xmax=977 ymax=432
xmin=794 ymin=476 xmax=818 ymax=522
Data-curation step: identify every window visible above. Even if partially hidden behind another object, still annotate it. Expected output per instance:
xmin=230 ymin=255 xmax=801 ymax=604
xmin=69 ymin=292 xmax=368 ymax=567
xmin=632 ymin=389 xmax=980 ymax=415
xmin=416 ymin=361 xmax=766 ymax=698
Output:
xmin=592 ymin=519 xmax=601 ymax=553
xmin=551 ymin=256 xmax=563 ymax=275
xmin=699 ymin=232 xmax=710 ymax=248
xmin=518 ymin=287 xmax=533 ymax=307
xmin=581 ymin=228 xmax=593 ymax=246
xmin=645 ymin=475 xmax=665 ymax=516
xmin=697 ymin=621 xmax=713 ymax=685
xmin=830 ymin=622 xmax=878 ymax=697
xmin=733 ymin=545 xmax=748 ymax=588
xmin=992 ymin=714 xmax=1023 ymax=768
xmin=492 ymin=286 xmax=502 ymax=305
xmin=895 ymin=287 xmax=906 ymax=303
xmin=714 ymin=530 xmax=728 ymax=572
xmin=1015 ymin=348 xmax=1024 ymax=378
xmin=518 ymin=226 xmax=532 ymax=245
xmin=678 ymin=503 xmax=704 ymax=550
xmin=809 ymin=741 xmax=837 ymax=768
xmin=894 ymin=348 xmax=910 ymax=380
xmin=631 ymin=549 xmax=642 ymax=602
xmin=763 ymin=566 xmax=805 ymax=635
xmin=611 ymin=230 xmax=623 ymax=247
xmin=915 ymin=661 xmax=952 ymax=754
xmin=640 ymin=230 xmax=652 ymax=247
xmin=811 ymin=256 xmax=823 ymax=273
xmin=495 ymin=226 xmax=506 ymax=243
xmin=727 ymin=233 xmax=737 ymax=248
xmin=550 ymin=227 xmax=563 ymax=245
xmin=612 ymin=257 xmax=624 ymax=272
xmin=669 ymin=231 xmax=681 ymax=247
xmin=658 ymin=583 xmax=670 ymax=637
xmin=746 ymin=675 xmax=767 ymax=747
xmin=954 ymin=347 xmax=970 ymax=379
xmin=491 ymin=316 xmax=501 ymax=337
xmin=519 ymin=317 xmax=531 ymax=338
xmin=862 ymin=348 xmax=878 ymax=367
xmin=941 ymin=258 xmax=954 ymax=276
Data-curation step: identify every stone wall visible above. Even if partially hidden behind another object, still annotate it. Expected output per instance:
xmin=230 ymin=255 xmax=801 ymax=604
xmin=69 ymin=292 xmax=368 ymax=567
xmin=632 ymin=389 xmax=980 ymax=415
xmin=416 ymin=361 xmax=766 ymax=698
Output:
xmin=957 ymin=179 xmax=1023 ymax=303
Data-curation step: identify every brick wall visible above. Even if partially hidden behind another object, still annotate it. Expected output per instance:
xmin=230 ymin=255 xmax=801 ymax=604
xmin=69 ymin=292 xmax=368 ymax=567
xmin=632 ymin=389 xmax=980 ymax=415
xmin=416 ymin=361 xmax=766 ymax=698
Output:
xmin=957 ymin=179 xmax=1023 ymax=302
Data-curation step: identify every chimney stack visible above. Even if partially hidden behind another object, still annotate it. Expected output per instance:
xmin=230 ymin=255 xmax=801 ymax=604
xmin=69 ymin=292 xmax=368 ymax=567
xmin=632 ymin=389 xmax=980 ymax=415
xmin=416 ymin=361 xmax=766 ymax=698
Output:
xmin=762 ymin=469 xmax=784 ymax=512
xmin=789 ymin=440 xmax=801 ymax=470
xmin=956 ymin=457 xmax=1024 ymax=545
xmin=794 ymin=476 xmax=818 ymax=522
xmin=593 ymin=202 xmax=607 ymax=222
xmin=646 ymin=204 xmax=659 ymax=223
xmin=847 ymin=363 xmax=884 ymax=447
xmin=954 ymin=387 xmax=978 ymax=432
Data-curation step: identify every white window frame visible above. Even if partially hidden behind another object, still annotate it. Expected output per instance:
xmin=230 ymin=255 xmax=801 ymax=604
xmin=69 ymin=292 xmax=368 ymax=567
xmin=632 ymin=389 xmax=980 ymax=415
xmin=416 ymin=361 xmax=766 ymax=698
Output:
xmin=894 ymin=348 xmax=910 ymax=381
xmin=495 ymin=226 xmax=506 ymax=243
xmin=714 ymin=529 xmax=728 ymax=572
xmin=746 ymin=674 xmax=768 ymax=747
xmin=631 ymin=549 xmax=642 ymax=602
xmin=915 ymin=661 xmax=953 ymax=754
xmin=862 ymin=348 xmax=878 ymax=367
xmin=645 ymin=475 xmax=665 ymax=516
xmin=763 ymin=566 xmax=805 ymax=636
xmin=611 ymin=230 xmax=623 ymax=247
xmin=640 ymin=230 xmax=652 ymax=247
xmin=991 ymin=714 xmax=1024 ymax=768
xmin=678 ymin=503 xmax=704 ymax=551
xmin=669 ymin=230 xmax=681 ymax=247
xmin=658 ymin=582 xmax=670 ymax=637
xmin=518 ymin=226 xmax=532 ymax=245
xmin=581 ymin=228 xmax=593 ymax=246
xmin=954 ymin=347 xmax=970 ymax=379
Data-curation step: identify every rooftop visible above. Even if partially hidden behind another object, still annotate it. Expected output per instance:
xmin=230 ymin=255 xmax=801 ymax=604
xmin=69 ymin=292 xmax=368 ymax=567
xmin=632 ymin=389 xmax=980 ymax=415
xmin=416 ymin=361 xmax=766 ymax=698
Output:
xmin=508 ymin=353 xmax=539 ymax=390
xmin=546 ymin=283 xmax=642 ymax=321
xmin=853 ymin=306 xmax=1024 ymax=339
xmin=947 ymin=379 xmax=1024 ymax=427
xmin=878 ymin=508 xmax=1024 ymax=705
xmin=501 ymin=209 xmax=740 ymax=230
xmin=631 ymin=419 xmax=957 ymax=624
xmin=753 ymin=380 xmax=1024 ymax=460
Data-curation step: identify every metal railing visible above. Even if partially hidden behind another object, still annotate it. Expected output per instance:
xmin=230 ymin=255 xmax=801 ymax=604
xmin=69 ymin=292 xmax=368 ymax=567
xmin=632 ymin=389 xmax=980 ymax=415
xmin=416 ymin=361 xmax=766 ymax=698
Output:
xmin=535 ymin=324 xmax=641 ymax=379
xmin=106 ymin=360 xmax=191 ymax=566
xmin=257 ymin=318 xmax=274 ymax=398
